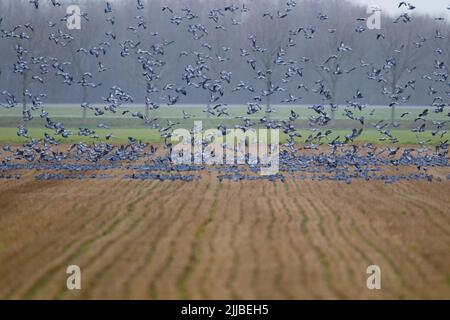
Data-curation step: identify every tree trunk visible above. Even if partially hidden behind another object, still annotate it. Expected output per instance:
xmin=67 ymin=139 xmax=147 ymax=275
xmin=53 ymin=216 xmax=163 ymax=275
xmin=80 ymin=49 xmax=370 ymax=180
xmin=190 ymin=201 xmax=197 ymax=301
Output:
xmin=265 ymin=93 xmax=271 ymax=114
xmin=330 ymin=104 xmax=336 ymax=127
xmin=390 ymin=79 xmax=397 ymax=125
xmin=390 ymin=67 xmax=398 ymax=125
xmin=206 ymin=102 xmax=211 ymax=120
xmin=205 ymin=88 xmax=211 ymax=129
xmin=22 ymin=70 xmax=28 ymax=111
xmin=265 ymin=72 xmax=272 ymax=119
xmin=330 ymin=80 xmax=337 ymax=126
xmin=391 ymin=107 xmax=396 ymax=125
xmin=145 ymin=89 xmax=150 ymax=120
xmin=82 ymin=86 xmax=88 ymax=125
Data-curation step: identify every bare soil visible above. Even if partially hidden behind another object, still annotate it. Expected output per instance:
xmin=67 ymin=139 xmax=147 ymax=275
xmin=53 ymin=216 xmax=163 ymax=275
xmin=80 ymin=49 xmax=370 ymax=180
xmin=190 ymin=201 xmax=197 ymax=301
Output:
xmin=0 ymin=168 xmax=449 ymax=299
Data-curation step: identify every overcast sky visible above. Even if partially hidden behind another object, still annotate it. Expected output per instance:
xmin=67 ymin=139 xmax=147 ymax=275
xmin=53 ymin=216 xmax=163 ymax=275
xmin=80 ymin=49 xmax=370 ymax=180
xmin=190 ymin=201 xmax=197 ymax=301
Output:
xmin=348 ymin=0 xmax=450 ymax=16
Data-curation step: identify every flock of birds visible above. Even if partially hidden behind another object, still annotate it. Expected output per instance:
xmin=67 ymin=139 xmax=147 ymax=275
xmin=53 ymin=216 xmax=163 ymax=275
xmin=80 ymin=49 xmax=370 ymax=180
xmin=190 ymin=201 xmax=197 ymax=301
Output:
xmin=0 ymin=0 xmax=449 ymax=183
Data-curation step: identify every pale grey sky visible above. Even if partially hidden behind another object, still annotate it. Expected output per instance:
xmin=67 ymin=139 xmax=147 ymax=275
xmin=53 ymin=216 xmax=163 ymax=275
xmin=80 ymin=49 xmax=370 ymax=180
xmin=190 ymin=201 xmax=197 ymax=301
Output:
xmin=348 ymin=0 xmax=450 ymax=17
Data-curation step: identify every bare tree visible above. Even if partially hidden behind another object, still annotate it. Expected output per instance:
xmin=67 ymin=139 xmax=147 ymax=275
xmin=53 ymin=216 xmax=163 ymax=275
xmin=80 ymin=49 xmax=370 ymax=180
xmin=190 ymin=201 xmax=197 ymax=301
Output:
xmin=67 ymin=2 xmax=101 ymax=122
xmin=245 ymin=0 xmax=292 ymax=114
xmin=308 ymin=0 xmax=358 ymax=123
xmin=379 ymin=18 xmax=427 ymax=123
xmin=10 ymin=2 xmax=50 ymax=111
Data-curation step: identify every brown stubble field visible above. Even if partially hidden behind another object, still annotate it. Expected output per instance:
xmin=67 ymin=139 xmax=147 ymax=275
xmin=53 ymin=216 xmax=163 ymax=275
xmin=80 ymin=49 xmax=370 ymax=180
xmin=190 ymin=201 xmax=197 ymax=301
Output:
xmin=0 ymin=167 xmax=449 ymax=300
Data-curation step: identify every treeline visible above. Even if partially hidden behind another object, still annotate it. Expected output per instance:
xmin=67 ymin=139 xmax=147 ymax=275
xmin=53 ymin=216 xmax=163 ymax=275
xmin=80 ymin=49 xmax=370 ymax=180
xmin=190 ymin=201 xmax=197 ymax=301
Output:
xmin=0 ymin=0 xmax=449 ymax=108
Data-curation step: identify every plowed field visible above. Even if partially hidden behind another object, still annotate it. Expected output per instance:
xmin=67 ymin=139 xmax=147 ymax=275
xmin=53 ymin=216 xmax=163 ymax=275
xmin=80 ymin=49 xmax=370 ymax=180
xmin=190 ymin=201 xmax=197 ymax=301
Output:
xmin=0 ymin=169 xmax=449 ymax=299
